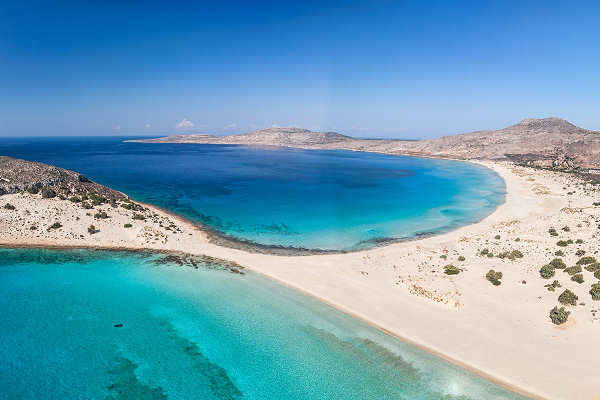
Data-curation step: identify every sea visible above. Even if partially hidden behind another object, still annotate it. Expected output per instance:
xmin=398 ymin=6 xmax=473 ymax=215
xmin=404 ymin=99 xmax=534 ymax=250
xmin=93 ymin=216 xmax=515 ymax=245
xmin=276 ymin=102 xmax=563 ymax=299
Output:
xmin=0 ymin=137 xmax=522 ymax=399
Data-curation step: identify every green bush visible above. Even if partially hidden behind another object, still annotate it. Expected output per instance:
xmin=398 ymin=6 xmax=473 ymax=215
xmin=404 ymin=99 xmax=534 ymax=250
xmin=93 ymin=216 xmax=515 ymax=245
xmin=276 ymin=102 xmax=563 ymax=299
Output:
xmin=561 ymin=226 xmax=570 ymax=232
xmin=440 ymin=254 xmax=447 ymax=260
xmin=88 ymin=224 xmax=96 ymax=234
xmin=575 ymin=239 xmax=584 ymax=244
xmin=565 ymin=265 xmax=582 ymax=276
xmin=499 ymin=249 xmax=523 ymax=260
xmin=595 ymin=270 xmax=600 ymax=280
xmin=548 ymin=228 xmax=558 ymax=236
xmin=94 ymin=211 xmax=108 ymax=219
xmin=47 ymin=222 xmax=62 ymax=230
xmin=486 ymin=269 xmax=503 ymax=286
xmin=549 ymin=306 xmax=570 ymax=325
xmin=590 ymin=283 xmax=600 ymax=301
xmin=29 ymin=225 xmax=37 ymax=230
xmin=26 ymin=186 xmax=39 ymax=194
xmin=554 ymin=250 xmax=564 ymax=256
xmin=480 ymin=248 xmax=489 ymax=255
xmin=443 ymin=265 xmax=460 ymax=275
xmin=515 ymin=237 xmax=520 ymax=242
xmin=511 ymin=249 xmax=523 ymax=259
xmin=132 ymin=213 xmax=146 ymax=221
xmin=81 ymin=202 xmax=93 ymax=209
xmin=584 ymin=263 xmax=600 ymax=272
xmin=575 ymin=249 xmax=586 ymax=257
xmin=69 ymin=196 xmax=81 ymax=203
xmin=458 ymin=256 xmax=465 ymax=262
xmin=576 ymin=256 xmax=596 ymax=265
xmin=124 ymin=223 xmax=132 ymax=228
xmin=497 ymin=251 xmax=509 ymax=259
xmin=3 ymin=203 xmax=15 ymax=210
xmin=539 ymin=265 xmax=555 ymax=279
xmin=494 ymin=234 xmax=500 ymax=239
xmin=41 ymin=187 xmax=57 ymax=198
xmin=121 ymin=201 xmax=144 ymax=211
xmin=571 ymin=273 xmax=584 ymax=284
xmin=556 ymin=239 xmax=573 ymax=247
xmin=549 ymin=258 xmax=566 ymax=269
xmin=486 ymin=252 xmax=494 ymax=258
xmin=558 ymin=289 xmax=578 ymax=306
xmin=544 ymin=280 xmax=561 ymax=292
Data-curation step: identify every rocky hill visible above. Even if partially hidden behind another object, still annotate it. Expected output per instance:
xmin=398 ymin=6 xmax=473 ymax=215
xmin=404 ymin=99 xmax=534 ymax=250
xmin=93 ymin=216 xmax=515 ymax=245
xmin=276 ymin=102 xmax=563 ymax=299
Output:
xmin=0 ymin=156 xmax=125 ymax=200
xmin=128 ymin=118 xmax=600 ymax=170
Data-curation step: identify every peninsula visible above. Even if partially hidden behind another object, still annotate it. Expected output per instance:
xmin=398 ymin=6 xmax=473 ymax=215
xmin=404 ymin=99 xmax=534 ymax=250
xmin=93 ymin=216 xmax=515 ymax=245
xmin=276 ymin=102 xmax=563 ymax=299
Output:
xmin=3 ymin=116 xmax=600 ymax=399
xmin=128 ymin=117 xmax=600 ymax=170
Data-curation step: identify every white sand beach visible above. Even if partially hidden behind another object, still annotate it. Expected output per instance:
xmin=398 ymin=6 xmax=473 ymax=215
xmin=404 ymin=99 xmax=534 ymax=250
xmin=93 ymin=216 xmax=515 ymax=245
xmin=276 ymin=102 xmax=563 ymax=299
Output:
xmin=1 ymin=161 xmax=599 ymax=400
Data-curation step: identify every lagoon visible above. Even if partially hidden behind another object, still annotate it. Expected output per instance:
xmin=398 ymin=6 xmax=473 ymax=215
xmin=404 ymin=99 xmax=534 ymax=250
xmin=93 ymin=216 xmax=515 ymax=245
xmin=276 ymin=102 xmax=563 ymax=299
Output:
xmin=0 ymin=137 xmax=505 ymax=250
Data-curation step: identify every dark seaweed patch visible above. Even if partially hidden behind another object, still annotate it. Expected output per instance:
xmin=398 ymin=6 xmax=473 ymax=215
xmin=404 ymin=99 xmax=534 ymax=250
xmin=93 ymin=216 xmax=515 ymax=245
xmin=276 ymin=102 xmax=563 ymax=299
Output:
xmin=163 ymin=321 xmax=243 ymax=400
xmin=105 ymin=357 xmax=168 ymax=400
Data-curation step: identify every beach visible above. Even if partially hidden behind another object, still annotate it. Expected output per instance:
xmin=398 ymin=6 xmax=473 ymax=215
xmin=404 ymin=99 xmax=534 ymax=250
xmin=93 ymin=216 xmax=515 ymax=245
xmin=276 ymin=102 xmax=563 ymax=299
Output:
xmin=1 ymin=161 xmax=599 ymax=400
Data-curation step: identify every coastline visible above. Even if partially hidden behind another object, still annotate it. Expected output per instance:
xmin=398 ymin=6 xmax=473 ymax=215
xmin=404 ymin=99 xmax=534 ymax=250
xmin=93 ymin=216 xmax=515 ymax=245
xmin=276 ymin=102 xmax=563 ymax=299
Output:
xmin=2 ymin=160 xmax=600 ymax=399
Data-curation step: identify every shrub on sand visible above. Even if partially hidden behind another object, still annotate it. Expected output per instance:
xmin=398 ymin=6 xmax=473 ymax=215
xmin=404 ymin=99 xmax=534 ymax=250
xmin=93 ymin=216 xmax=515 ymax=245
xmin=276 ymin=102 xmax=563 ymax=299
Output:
xmin=549 ymin=306 xmax=570 ymax=325
xmin=539 ymin=265 xmax=555 ymax=279
xmin=590 ymin=283 xmax=600 ymax=301
xmin=558 ymin=289 xmax=578 ymax=306
xmin=486 ymin=270 xmax=503 ymax=286
xmin=443 ymin=265 xmax=460 ymax=275
xmin=571 ymin=273 xmax=584 ymax=284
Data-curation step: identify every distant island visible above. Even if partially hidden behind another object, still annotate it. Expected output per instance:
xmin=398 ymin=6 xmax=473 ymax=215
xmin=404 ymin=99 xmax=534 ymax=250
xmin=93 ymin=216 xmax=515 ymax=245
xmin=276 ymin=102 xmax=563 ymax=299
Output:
xmin=128 ymin=117 xmax=600 ymax=170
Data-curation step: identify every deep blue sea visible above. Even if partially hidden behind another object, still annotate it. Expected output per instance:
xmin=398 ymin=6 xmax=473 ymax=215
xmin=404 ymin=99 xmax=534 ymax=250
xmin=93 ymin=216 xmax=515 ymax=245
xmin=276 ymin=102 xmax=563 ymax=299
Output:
xmin=0 ymin=248 xmax=527 ymax=400
xmin=0 ymin=136 xmax=505 ymax=250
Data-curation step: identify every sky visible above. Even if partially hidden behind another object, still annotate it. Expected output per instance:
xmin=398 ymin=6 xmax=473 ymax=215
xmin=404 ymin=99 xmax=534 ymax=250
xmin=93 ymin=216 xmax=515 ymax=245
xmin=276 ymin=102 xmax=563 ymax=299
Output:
xmin=1 ymin=0 xmax=599 ymax=138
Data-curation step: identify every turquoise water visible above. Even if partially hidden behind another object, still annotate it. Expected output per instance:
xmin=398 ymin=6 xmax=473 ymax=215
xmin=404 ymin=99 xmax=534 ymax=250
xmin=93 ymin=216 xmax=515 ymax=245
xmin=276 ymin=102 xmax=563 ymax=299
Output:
xmin=0 ymin=137 xmax=505 ymax=250
xmin=0 ymin=248 xmax=527 ymax=399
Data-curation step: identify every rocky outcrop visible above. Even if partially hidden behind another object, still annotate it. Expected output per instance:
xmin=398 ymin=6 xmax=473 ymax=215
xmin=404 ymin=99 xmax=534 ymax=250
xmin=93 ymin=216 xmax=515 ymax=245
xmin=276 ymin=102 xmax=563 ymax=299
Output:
xmin=0 ymin=156 xmax=126 ymax=199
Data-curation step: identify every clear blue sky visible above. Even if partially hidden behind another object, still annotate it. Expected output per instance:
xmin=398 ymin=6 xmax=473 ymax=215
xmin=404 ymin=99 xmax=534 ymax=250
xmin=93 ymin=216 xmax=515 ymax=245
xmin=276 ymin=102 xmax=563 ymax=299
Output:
xmin=1 ymin=1 xmax=599 ymax=138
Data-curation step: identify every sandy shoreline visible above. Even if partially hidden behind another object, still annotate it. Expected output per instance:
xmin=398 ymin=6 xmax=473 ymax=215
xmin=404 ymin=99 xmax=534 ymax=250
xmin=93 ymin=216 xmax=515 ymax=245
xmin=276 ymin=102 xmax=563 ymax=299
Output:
xmin=2 ymin=161 xmax=600 ymax=399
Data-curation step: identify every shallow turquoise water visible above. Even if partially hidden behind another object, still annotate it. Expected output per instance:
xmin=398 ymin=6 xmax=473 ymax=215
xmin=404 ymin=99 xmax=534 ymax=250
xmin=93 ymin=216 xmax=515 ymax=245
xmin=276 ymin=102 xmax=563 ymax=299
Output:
xmin=0 ymin=248 xmax=528 ymax=399
xmin=0 ymin=137 xmax=506 ymax=250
